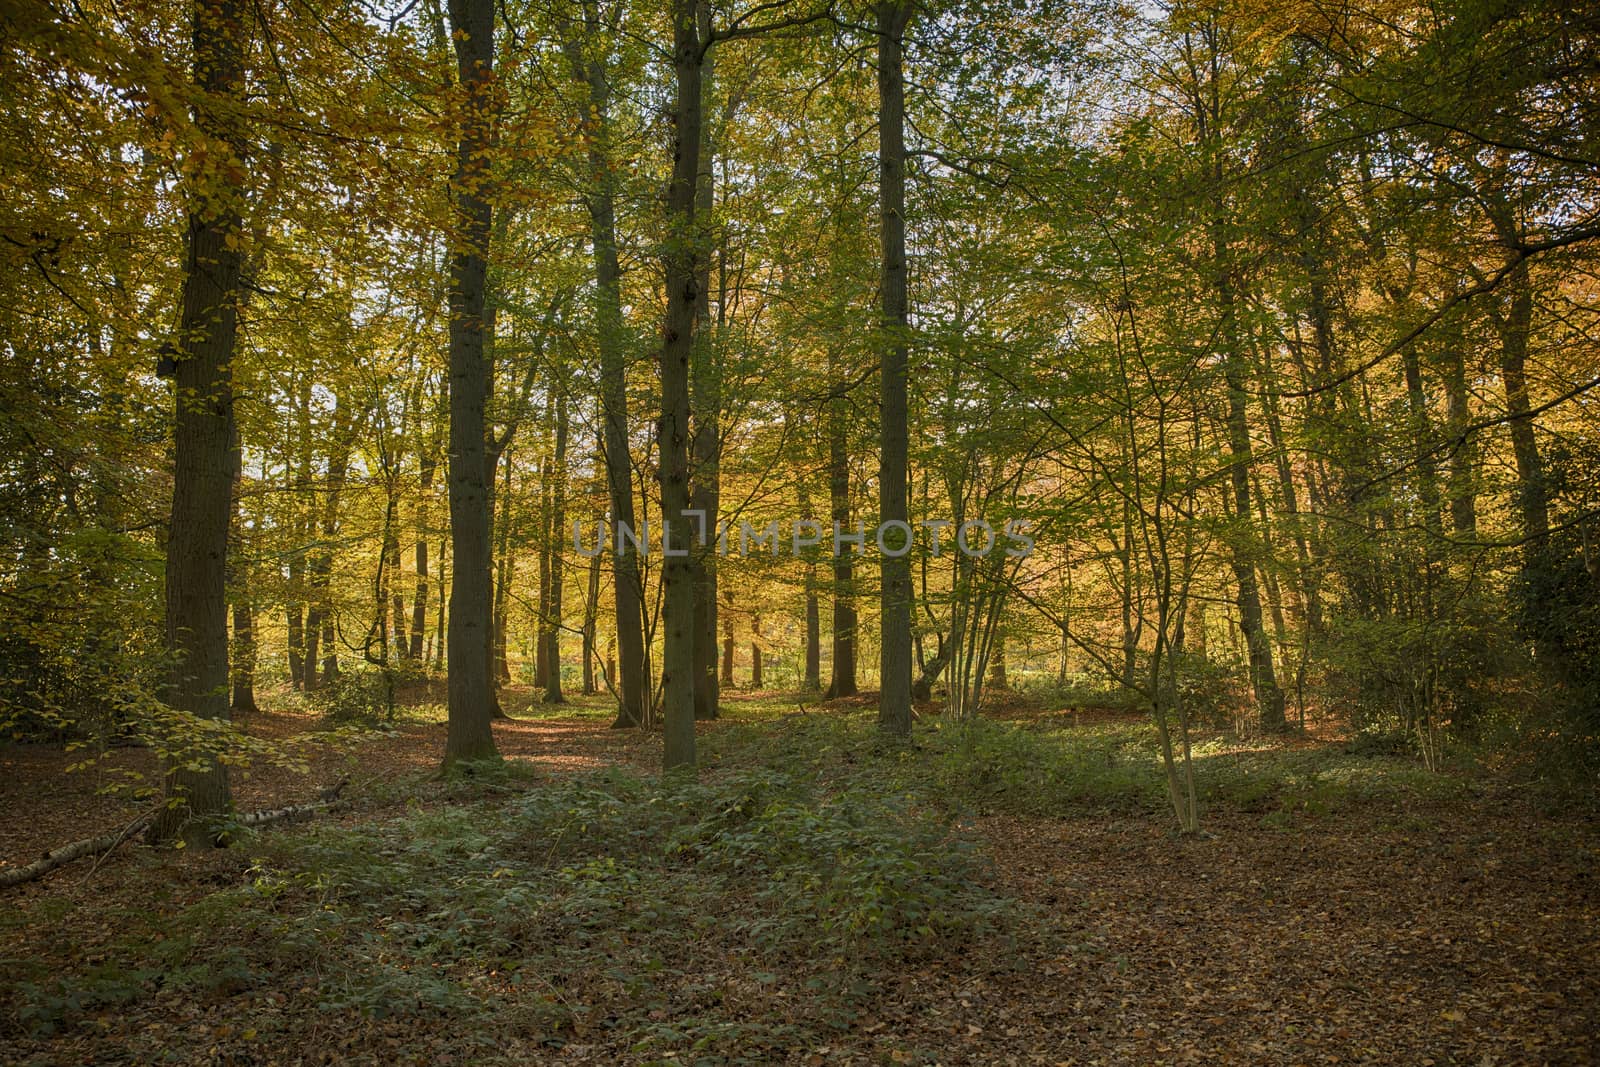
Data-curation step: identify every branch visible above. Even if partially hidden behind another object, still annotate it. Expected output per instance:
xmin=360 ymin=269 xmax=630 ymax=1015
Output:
xmin=0 ymin=780 xmax=349 ymax=890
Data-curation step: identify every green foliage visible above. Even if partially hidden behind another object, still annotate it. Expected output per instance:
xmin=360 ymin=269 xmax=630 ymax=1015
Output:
xmin=917 ymin=718 xmax=1164 ymax=816
xmin=506 ymin=766 xmax=1002 ymax=954
xmin=0 ymin=528 xmax=165 ymax=745
xmin=10 ymin=752 xmax=1007 ymax=1056
xmin=311 ymin=665 xmax=405 ymax=728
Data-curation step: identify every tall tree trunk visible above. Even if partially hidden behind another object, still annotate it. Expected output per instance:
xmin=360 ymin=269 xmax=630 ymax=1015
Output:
xmin=495 ymin=453 xmax=516 ymax=686
xmin=1496 ymin=257 xmax=1559 ymax=672
xmin=544 ymin=389 xmax=570 ymax=703
xmin=566 ymin=31 xmax=648 ymax=730
xmin=532 ymin=445 xmax=551 ymax=688
xmin=231 ymin=601 xmax=257 ymax=714
xmin=230 ymin=468 xmax=258 ymax=715
xmin=304 ymin=396 xmax=352 ymax=693
xmin=1119 ymin=495 xmax=1138 ymax=691
xmin=380 ymin=468 xmax=405 ymax=664
xmin=286 ymin=575 xmax=305 ymax=689
xmin=320 ymin=614 xmax=338 ymax=687
xmin=441 ymin=0 xmax=500 ymax=769
xmin=825 ymin=356 xmax=857 ymax=698
xmin=151 ymin=0 xmax=248 ymax=845
xmin=582 ymin=506 xmax=601 ymax=695
xmin=286 ymin=375 xmax=312 ymax=688
xmin=434 ymin=534 xmax=448 ymax=670
xmin=1402 ymin=344 xmax=1444 ymax=537
xmin=409 ymin=451 xmax=436 ymax=659
xmin=750 ymin=614 xmax=763 ymax=689
xmin=689 ymin=11 xmax=721 ymax=723
xmin=805 ymin=564 xmax=821 ymax=690
xmin=1442 ymin=334 xmax=1478 ymax=537
xmin=656 ymin=0 xmax=705 ymax=772
xmin=1212 ymin=180 xmax=1285 ymax=729
xmin=721 ymin=584 xmax=735 ymax=686
xmin=875 ymin=0 xmax=915 ymax=738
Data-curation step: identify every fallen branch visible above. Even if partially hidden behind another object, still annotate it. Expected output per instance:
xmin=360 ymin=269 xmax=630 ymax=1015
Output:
xmin=0 ymin=810 xmax=157 ymax=889
xmin=0 ymin=779 xmax=351 ymax=889
xmin=237 ymin=796 xmax=347 ymax=829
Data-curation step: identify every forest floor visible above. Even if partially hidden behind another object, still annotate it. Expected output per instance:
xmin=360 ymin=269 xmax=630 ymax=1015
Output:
xmin=1 ymin=687 xmax=1597 ymax=1065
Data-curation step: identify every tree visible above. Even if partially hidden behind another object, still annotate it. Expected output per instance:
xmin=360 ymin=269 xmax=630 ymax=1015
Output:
xmin=876 ymin=0 xmax=915 ymax=739
xmin=149 ymin=0 xmax=251 ymax=845
xmin=441 ymin=0 xmax=501 ymax=769
xmin=560 ymin=4 xmax=650 ymax=729
xmin=656 ymin=0 xmax=708 ymax=772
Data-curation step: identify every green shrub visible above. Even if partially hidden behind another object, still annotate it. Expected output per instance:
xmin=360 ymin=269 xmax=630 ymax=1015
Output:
xmin=312 ymin=666 xmax=403 ymax=728
xmin=913 ymin=718 xmax=1164 ymax=817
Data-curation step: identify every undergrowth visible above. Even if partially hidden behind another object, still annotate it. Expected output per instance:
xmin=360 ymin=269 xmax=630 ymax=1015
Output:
xmin=5 ymin=699 xmax=1511 ymax=1062
xmin=7 ymin=758 xmax=1012 ymax=1063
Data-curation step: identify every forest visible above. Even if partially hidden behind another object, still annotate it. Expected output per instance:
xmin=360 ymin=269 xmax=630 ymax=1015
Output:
xmin=2 ymin=0 xmax=1598 ymax=1062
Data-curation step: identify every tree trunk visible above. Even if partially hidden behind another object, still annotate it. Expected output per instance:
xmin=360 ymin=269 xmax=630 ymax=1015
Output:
xmin=987 ymin=633 xmax=1008 ymax=691
xmin=875 ymin=0 xmax=915 ymax=739
xmin=566 ymin=31 xmax=648 ymax=730
xmin=1214 ymin=218 xmax=1285 ymax=730
xmin=657 ymin=0 xmax=705 ymax=772
xmin=1442 ymin=334 xmax=1478 ymax=537
xmin=230 ymin=445 xmax=258 ymax=716
xmin=496 ymin=452 xmax=516 ymax=687
xmin=825 ymin=358 xmax=857 ymax=698
xmin=544 ymin=389 xmax=569 ymax=704
xmin=750 ymin=614 xmax=763 ymax=689
xmin=231 ymin=602 xmax=258 ymax=715
xmin=409 ymin=451 xmax=435 ymax=659
xmin=441 ymin=0 xmax=500 ymax=769
xmin=286 ymin=374 xmax=312 ymax=688
xmin=582 ymin=512 xmax=601 ymax=695
xmin=689 ymin=13 xmax=721 ymax=723
xmin=721 ymin=584 xmax=735 ymax=686
xmin=434 ymin=534 xmax=448 ymax=671
xmin=150 ymin=0 xmax=247 ymax=845
xmin=305 ymin=397 xmax=352 ymax=693
xmin=1496 ymin=256 xmax=1560 ymax=671
xmin=805 ymin=564 xmax=821 ymax=690
xmin=1402 ymin=344 xmax=1444 ymax=537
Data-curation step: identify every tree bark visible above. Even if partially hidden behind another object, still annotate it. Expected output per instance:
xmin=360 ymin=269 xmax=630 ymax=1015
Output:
xmin=151 ymin=0 xmax=248 ymax=845
xmin=495 ymin=452 xmax=516 ymax=686
xmin=231 ymin=602 xmax=257 ymax=715
xmin=286 ymin=375 xmax=312 ymax=688
xmin=750 ymin=614 xmax=763 ymax=689
xmin=441 ymin=0 xmax=500 ymax=769
xmin=657 ymin=0 xmax=705 ymax=772
xmin=689 ymin=8 xmax=721 ymax=723
xmin=409 ymin=451 xmax=436 ymax=659
xmin=805 ymin=564 xmax=821 ymax=690
xmin=825 ymin=356 xmax=857 ymax=698
xmin=1442 ymin=334 xmax=1478 ymax=537
xmin=582 ymin=505 xmax=601 ymax=695
xmin=1211 ymin=168 xmax=1285 ymax=729
xmin=230 ymin=444 xmax=258 ymax=715
xmin=721 ymin=584 xmax=735 ymax=686
xmin=304 ymin=395 xmax=353 ymax=693
xmin=875 ymin=0 xmax=915 ymax=739
xmin=543 ymin=388 xmax=569 ymax=703
xmin=565 ymin=26 xmax=648 ymax=730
